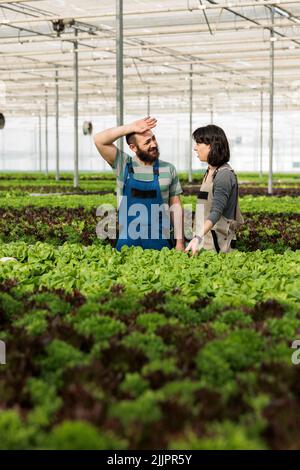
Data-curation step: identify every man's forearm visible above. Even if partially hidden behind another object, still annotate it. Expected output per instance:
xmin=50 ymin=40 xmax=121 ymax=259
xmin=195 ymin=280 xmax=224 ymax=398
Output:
xmin=94 ymin=124 xmax=133 ymax=146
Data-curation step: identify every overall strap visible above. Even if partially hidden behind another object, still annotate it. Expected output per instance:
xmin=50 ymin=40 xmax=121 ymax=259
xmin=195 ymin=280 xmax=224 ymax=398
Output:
xmin=153 ymin=159 xmax=159 ymax=179
xmin=124 ymin=159 xmax=134 ymax=180
xmin=203 ymin=168 xmax=209 ymax=183
xmin=123 ymin=160 xmax=134 ymax=189
xmin=233 ymin=172 xmax=239 ymax=220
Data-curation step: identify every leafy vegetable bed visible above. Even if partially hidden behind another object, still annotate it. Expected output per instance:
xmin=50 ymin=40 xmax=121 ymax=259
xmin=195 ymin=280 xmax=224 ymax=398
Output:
xmin=3 ymin=185 xmax=300 ymax=198
xmin=0 ymin=172 xmax=116 ymax=181
xmin=0 ymin=245 xmax=300 ymax=449
xmin=1 ymin=194 xmax=300 ymax=214
xmin=183 ymin=186 xmax=300 ymax=198
xmin=0 ymin=207 xmax=299 ymax=252
xmin=0 ymin=171 xmax=299 ymax=450
xmin=0 ymin=180 xmax=116 ymax=194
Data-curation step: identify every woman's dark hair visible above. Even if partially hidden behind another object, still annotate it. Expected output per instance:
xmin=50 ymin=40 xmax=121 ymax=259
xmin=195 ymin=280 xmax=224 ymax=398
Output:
xmin=192 ymin=124 xmax=230 ymax=167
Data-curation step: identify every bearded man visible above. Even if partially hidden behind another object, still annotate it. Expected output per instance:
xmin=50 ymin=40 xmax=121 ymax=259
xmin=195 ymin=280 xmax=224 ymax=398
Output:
xmin=93 ymin=117 xmax=184 ymax=251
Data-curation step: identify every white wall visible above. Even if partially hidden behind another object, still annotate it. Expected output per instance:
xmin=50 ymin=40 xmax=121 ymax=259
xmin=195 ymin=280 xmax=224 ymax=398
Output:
xmin=0 ymin=111 xmax=300 ymax=174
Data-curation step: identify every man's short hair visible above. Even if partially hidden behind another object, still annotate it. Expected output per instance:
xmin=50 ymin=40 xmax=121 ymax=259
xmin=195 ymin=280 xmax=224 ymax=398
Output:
xmin=126 ymin=133 xmax=136 ymax=146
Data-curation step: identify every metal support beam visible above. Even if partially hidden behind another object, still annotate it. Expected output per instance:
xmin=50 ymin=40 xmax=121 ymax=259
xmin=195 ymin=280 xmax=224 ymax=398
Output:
xmin=260 ymin=90 xmax=264 ymax=178
xmin=268 ymin=8 xmax=275 ymax=195
xmin=188 ymin=63 xmax=193 ymax=184
xmin=1 ymin=1 xmax=299 ymax=24
xmin=55 ymin=67 xmax=60 ymax=182
xmin=147 ymin=85 xmax=150 ymax=117
xmin=38 ymin=114 xmax=42 ymax=172
xmin=74 ymin=28 xmax=79 ymax=188
xmin=116 ymin=0 xmax=124 ymax=152
xmin=45 ymin=89 xmax=48 ymax=176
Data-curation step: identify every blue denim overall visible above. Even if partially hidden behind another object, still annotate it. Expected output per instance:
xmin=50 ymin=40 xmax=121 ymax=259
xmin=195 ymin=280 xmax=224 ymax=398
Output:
xmin=116 ymin=159 xmax=173 ymax=251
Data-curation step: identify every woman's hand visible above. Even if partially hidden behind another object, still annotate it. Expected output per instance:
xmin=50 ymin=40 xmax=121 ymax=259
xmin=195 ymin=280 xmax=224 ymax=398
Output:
xmin=130 ymin=117 xmax=157 ymax=134
xmin=185 ymin=237 xmax=202 ymax=255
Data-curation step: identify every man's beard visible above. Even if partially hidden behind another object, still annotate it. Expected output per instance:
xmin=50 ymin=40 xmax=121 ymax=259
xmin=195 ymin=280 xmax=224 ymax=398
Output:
xmin=136 ymin=146 xmax=160 ymax=164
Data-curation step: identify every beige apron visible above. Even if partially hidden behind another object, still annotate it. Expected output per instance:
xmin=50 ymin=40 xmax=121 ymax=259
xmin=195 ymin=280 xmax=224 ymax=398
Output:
xmin=196 ymin=163 xmax=244 ymax=253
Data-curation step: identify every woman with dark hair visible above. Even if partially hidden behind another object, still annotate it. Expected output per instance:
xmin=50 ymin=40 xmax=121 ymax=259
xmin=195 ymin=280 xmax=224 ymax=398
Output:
xmin=185 ymin=124 xmax=244 ymax=255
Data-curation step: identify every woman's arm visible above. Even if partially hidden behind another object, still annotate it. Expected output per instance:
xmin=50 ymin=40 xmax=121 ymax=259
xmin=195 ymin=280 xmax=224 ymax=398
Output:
xmin=206 ymin=171 xmax=234 ymax=226
xmin=185 ymin=219 xmax=213 ymax=255
xmin=185 ymin=171 xmax=235 ymax=255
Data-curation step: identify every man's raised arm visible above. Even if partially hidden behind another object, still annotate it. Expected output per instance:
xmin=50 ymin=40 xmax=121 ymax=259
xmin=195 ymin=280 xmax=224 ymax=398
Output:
xmin=93 ymin=117 xmax=157 ymax=167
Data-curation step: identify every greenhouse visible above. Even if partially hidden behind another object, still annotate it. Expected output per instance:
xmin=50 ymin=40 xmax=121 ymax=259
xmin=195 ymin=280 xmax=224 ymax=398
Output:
xmin=0 ymin=0 xmax=300 ymax=455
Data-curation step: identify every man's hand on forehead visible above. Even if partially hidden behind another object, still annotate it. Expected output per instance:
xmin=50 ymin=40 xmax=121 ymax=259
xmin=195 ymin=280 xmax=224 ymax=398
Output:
xmin=130 ymin=117 xmax=157 ymax=134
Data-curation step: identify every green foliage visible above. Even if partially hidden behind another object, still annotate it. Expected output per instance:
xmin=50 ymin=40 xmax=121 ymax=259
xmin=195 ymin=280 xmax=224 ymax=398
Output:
xmin=196 ymin=330 xmax=264 ymax=388
xmin=263 ymin=341 xmax=293 ymax=364
xmin=0 ymin=194 xmax=116 ymax=210
xmin=218 ymin=309 xmax=253 ymax=326
xmin=239 ymin=196 xmax=300 ymax=214
xmin=100 ymin=294 xmax=141 ymax=317
xmin=68 ymin=305 xmax=126 ymax=343
xmin=182 ymin=195 xmax=300 ymax=214
xmin=28 ymin=292 xmax=72 ymax=316
xmin=0 ymin=228 xmax=299 ymax=449
xmin=0 ymin=411 xmax=33 ymax=450
xmin=122 ymin=331 xmax=169 ymax=361
xmin=77 ymin=315 xmax=126 ymax=343
xmin=119 ymin=373 xmax=149 ymax=398
xmin=265 ymin=316 xmax=300 ymax=339
xmin=211 ymin=309 xmax=253 ymax=334
xmin=109 ymin=391 xmax=162 ymax=426
xmin=1 ymin=243 xmax=299 ymax=304
xmin=141 ymin=358 xmax=179 ymax=377
xmin=158 ymin=380 xmax=202 ymax=407
xmin=14 ymin=309 xmax=49 ymax=336
xmin=26 ymin=378 xmax=62 ymax=427
xmin=164 ymin=298 xmax=205 ymax=325
xmin=39 ymin=340 xmax=88 ymax=383
xmin=42 ymin=421 xmax=127 ymax=450
xmin=169 ymin=421 xmax=267 ymax=450
xmin=0 ymin=293 xmax=22 ymax=319
xmin=136 ymin=313 xmax=174 ymax=332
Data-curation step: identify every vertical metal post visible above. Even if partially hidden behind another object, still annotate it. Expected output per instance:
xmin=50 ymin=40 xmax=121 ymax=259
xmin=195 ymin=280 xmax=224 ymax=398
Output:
xmin=188 ymin=63 xmax=193 ymax=183
xmin=74 ymin=28 xmax=79 ymax=188
xmin=116 ymin=0 xmax=124 ymax=152
xmin=55 ymin=66 xmax=60 ymax=181
xmin=147 ymin=85 xmax=150 ymax=116
xmin=38 ymin=114 xmax=42 ymax=173
xmin=268 ymin=7 xmax=275 ymax=195
xmin=45 ymin=89 xmax=49 ymax=176
xmin=176 ymin=118 xmax=180 ymax=171
xmin=260 ymin=89 xmax=263 ymax=178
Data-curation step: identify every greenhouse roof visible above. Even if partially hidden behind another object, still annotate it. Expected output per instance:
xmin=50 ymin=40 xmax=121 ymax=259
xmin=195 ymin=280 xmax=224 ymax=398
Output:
xmin=1 ymin=0 xmax=300 ymax=116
